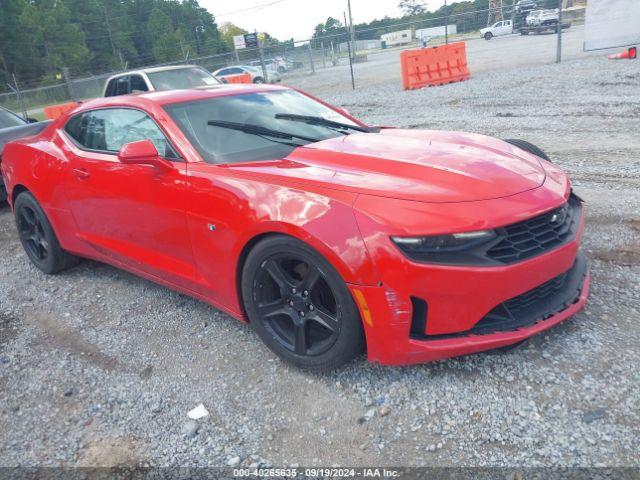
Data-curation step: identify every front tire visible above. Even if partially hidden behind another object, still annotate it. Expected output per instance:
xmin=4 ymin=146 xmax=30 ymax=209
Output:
xmin=241 ymin=235 xmax=365 ymax=372
xmin=484 ymin=32 xmax=493 ymax=40
xmin=504 ymin=139 xmax=551 ymax=162
xmin=14 ymin=191 xmax=79 ymax=274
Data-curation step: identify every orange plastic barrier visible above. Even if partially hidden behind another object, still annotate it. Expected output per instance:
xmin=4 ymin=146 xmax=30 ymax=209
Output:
xmin=224 ymin=73 xmax=252 ymax=84
xmin=44 ymin=101 xmax=80 ymax=120
xmin=401 ymin=42 xmax=470 ymax=90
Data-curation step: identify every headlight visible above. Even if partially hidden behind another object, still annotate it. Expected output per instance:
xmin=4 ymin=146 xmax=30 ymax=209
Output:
xmin=391 ymin=230 xmax=498 ymax=265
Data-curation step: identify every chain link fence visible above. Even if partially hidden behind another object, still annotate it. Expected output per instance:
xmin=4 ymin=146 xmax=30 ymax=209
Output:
xmin=0 ymin=2 xmax=590 ymax=117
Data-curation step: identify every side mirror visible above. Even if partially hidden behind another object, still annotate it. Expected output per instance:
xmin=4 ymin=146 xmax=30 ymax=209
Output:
xmin=117 ymin=140 xmax=173 ymax=170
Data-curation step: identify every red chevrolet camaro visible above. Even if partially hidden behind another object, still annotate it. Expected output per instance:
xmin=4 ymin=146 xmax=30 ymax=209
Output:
xmin=1 ymin=85 xmax=589 ymax=370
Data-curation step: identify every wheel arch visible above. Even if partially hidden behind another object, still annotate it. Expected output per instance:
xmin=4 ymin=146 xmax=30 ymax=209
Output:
xmin=234 ymin=222 xmax=379 ymax=320
xmin=10 ymin=183 xmax=30 ymax=208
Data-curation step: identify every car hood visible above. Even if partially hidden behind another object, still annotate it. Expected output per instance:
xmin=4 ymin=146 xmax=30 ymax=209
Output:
xmin=227 ymin=129 xmax=547 ymax=203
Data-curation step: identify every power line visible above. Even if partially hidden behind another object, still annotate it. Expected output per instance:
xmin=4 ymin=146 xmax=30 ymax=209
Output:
xmin=216 ymin=0 xmax=288 ymax=17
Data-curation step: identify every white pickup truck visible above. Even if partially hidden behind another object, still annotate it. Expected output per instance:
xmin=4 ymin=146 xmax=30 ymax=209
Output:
xmin=480 ymin=20 xmax=515 ymax=40
xmin=481 ymin=10 xmax=571 ymax=40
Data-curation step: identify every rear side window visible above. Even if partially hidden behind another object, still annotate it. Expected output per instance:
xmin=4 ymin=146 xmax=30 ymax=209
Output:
xmin=130 ymin=75 xmax=148 ymax=92
xmin=115 ymin=76 xmax=130 ymax=96
xmin=64 ymin=108 xmax=179 ymax=159
xmin=104 ymin=79 xmax=118 ymax=97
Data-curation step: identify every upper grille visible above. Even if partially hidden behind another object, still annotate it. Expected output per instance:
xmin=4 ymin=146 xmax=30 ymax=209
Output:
xmin=486 ymin=195 xmax=581 ymax=264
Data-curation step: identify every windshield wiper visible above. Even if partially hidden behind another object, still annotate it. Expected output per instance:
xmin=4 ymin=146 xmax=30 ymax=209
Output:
xmin=274 ymin=113 xmax=372 ymax=133
xmin=207 ymin=120 xmax=320 ymax=143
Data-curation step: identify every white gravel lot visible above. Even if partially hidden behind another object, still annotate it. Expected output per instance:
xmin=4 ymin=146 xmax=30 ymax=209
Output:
xmin=1 ymin=54 xmax=639 ymax=469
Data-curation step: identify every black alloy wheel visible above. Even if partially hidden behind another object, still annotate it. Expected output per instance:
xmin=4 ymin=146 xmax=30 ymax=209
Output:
xmin=18 ymin=204 xmax=49 ymax=263
xmin=254 ymin=253 xmax=340 ymax=356
xmin=14 ymin=191 xmax=79 ymax=274
xmin=242 ymin=236 xmax=365 ymax=371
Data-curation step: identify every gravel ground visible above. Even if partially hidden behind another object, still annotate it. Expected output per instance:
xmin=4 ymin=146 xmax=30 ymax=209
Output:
xmin=1 ymin=55 xmax=639 ymax=469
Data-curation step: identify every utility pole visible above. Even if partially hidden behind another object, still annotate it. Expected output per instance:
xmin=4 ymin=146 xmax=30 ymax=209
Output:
xmin=556 ymin=0 xmax=563 ymax=63
xmin=103 ymin=7 xmax=119 ymax=64
xmin=344 ymin=11 xmax=355 ymax=90
xmin=347 ymin=0 xmax=356 ymax=56
xmin=195 ymin=24 xmax=205 ymax=55
xmin=487 ymin=0 xmax=504 ymax=26
xmin=256 ymin=30 xmax=268 ymax=82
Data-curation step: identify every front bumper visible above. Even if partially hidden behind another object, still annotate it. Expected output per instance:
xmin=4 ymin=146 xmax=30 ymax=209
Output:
xmin=350 ymin=191 xmax=588 ymax=366
xmin=350 ymin=255 xmax=589 ymax=366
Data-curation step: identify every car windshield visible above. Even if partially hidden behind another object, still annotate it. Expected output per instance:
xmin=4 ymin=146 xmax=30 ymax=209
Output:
xmin=0 ymin=108 xmax=26 ymax=129
xmin=146 ymin=67 xmax=221 ymax=91
xmin=164 ymin=90 xmax=360 ymax=164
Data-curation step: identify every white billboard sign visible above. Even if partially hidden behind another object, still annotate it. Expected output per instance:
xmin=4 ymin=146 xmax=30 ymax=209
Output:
xmin=584 ymin=0 xmax=640 ymax=51
xmin=233 ymin=35 xmax=246 ymax=50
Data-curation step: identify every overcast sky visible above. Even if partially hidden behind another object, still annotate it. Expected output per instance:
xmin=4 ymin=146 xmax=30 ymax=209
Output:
xmin=201 ymin=0 xmax=446 ymax=42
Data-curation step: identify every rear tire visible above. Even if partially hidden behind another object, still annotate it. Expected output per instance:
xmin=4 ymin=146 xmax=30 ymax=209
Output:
xmin=14 ymin=191 xmax=79 ymax=274
xmin=253 ymin=77 xmax=265 ymax=84
xmin=504 ymin=139 xmax=551 ymax=162
xmin=241 ymin=235 xmax=365 ymax=372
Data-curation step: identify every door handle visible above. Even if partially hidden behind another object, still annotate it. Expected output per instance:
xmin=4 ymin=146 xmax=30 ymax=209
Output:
xmin=72 ymin=168 xmax=91 ymax=180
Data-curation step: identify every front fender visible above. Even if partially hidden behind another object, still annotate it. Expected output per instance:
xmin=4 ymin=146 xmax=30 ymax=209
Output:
xmin=185 ymin=164 xmax=380 ymax=317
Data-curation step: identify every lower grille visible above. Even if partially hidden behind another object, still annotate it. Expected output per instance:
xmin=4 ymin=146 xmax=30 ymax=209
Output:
xmin=411 ymin=253 xmax=587 ymax=340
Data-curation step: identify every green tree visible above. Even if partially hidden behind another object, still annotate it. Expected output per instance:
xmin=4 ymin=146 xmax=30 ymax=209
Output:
xmin=312 ymin=17 xmax=347 ymax=43
xmin=398 ymin=0 xmax=426 ymax=16
xmin=0 ymin=0 xmax=40 ymax=86
xmin=147 ymin=6 xmax=181 ymax=63
xmin=219 ymin=22 xmax=248 ymax=50
xmin=19 ymin=0 xmax=91 ymax=81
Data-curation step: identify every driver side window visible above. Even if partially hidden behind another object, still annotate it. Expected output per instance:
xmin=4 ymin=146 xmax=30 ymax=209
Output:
xmin=65 ymin=108 xmax=179 ymax=160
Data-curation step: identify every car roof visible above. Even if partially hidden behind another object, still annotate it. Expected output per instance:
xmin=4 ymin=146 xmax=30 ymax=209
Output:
xmin=215 ymin=65 xmax=252 ymax=70
xmin=78 ymin=84 xmax=291 ymax=111
xmin=107 ymin=65 xmax=207 ymax=78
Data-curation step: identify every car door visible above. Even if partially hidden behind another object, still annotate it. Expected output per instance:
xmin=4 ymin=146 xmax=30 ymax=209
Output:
xmin=219 ymin=67 xmax=244 ymax=82
xmin=215 ymin=68 xmax=231 ymax=81
xmin=58 ymin=107 xmax=199 ymax=290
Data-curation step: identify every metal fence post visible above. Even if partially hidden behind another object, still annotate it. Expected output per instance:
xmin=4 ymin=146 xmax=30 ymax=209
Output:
xmin=556 ymin=0 xmax=563 ymax=63
xmin=307 ymin=42 xmax=315 ymax=74
xmin=344 ymin=11 xmax=355 ymax=90
xmin=445 ymin=0 xmax=449 ymax=44
xmin=10 ymin=73 xmax=27 ymax=120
